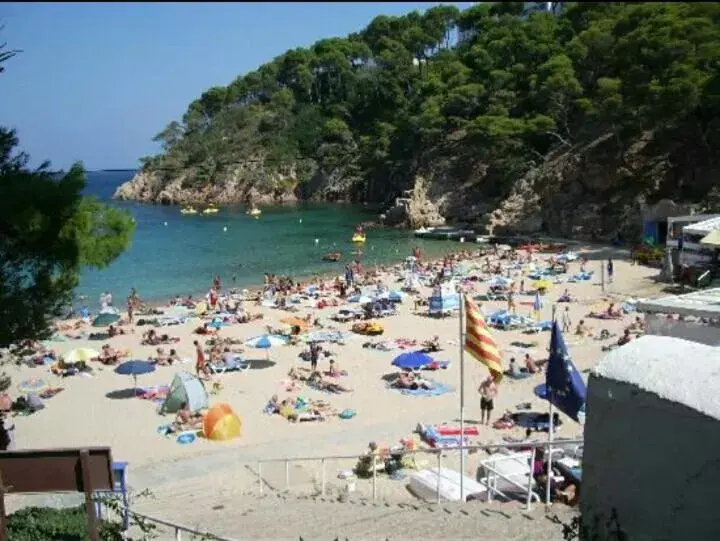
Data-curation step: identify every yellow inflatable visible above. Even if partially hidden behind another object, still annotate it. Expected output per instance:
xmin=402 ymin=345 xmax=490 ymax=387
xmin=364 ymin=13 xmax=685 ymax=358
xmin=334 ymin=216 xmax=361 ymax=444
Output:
xmin=351 ymin=234 xmax=366 ymax=243
xmin=203 ymin=403 xmax=242 ymax=441
xmin=194 ymin=301 xmax=208 ymax=316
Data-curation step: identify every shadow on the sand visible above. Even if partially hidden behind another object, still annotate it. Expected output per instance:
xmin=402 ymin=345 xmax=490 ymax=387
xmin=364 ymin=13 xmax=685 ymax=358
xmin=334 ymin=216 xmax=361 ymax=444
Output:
xmin=245 ymin=359 xmax=276 ymax=370
xmin=105 ymin=388 xmax=138 ymax=400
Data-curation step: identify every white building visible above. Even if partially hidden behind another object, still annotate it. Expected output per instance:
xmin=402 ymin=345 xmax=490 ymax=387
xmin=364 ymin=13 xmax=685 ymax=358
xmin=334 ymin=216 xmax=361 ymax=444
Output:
xmin=637 ymin=288 xmax=720 ymax=345
xmin=582 ymin=336 xmax=720 ymax=541
xmin=666 ymin=214 xmax=720 ymax=267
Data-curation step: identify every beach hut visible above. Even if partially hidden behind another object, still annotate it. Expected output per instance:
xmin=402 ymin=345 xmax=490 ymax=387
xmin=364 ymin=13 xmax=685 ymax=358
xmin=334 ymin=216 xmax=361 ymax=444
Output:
xmin=582 ymin=336 xmax=720 ymax=541
xmin=159 ymin=372 xmax=208 ymax=414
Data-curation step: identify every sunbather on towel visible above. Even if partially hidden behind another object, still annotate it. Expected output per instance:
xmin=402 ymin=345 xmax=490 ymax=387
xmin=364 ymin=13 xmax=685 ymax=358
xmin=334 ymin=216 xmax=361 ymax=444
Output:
xmin=310 ymin=372 xmax=352 ymax=393
xmin=393 ymin=370 xmax=433 ymax=390
xmin=626 ymin=316 xmax=645 ymax=334
xmin=421 ymin=335 xmax=441 ymax=353
xmin=171 ymin=402 xmax=203 ymax=432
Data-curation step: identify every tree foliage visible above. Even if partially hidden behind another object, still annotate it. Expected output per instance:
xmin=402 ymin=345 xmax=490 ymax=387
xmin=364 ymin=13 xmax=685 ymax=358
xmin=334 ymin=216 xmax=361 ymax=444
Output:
xmin=144 ymin=2 xmax=720 ymax=201
xmin=0 ymin=39 xmax=135 ymax=345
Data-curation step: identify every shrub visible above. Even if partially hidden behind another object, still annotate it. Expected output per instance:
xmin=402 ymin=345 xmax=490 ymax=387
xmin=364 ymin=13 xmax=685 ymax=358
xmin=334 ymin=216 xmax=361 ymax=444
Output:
xmin=6 ymin=506 xmax=124 ymax=541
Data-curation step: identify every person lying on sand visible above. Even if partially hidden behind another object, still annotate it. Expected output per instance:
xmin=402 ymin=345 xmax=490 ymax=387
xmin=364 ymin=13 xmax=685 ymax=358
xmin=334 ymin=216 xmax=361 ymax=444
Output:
xmin=421 ymin=335 xmax=441 ymax=353
xmin=193 ymin=323 xmax=218 ymax=336
xmin=55 ymin=320 xmax=85 ymax=332
xmin=309 ymin=372 xmax=352 ymax=393
xmin=171 ymin=402 xmax=203 ymax=432
xmin=393 ymin=370 xmax=433 ymax=390
xmin=107 ymin=324 xmax=127 ymax=337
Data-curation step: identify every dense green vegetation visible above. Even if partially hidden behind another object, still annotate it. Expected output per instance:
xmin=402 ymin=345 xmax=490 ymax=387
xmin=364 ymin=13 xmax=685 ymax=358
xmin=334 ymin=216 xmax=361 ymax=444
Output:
xmin=0 ymin=39 xmax=135 ymax=345
xmin=144 ymin=2 xmax=720 ymax=204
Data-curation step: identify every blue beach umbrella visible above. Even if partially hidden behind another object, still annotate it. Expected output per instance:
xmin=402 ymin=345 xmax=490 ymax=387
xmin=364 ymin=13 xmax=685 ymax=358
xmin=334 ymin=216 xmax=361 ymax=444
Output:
xmin=115 ymin=360 xmax=156 ymax=389
xmin=244 ymin=334 xmax=288 ymax=358
xmin=391 ymin=351 xmax=434 ymax=370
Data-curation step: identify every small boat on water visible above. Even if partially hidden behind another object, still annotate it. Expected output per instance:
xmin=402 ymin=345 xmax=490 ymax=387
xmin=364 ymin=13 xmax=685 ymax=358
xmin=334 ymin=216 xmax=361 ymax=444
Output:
xmin=351 ymin=234 xmax=366 ymax=243
xmin=247 ymin=207 xmax=262 ymax=217
xmin=180 ymin=207 xmax=198 ymax=215
xmin=202 ymin=205 xmax=219 ymax=215
xmin=322 ymin=252 xmax=342 ymax=262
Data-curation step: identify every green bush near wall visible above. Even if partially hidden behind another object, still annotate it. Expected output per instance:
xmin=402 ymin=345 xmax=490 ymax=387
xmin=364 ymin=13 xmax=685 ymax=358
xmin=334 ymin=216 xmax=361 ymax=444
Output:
xmin=6 ymin=506 xmax=124 ymax=541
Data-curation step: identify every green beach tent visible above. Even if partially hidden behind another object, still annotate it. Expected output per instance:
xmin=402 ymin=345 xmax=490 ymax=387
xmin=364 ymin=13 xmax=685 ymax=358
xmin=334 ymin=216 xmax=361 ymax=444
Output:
xmin=159 ymin=371 xmax=208 ymax=414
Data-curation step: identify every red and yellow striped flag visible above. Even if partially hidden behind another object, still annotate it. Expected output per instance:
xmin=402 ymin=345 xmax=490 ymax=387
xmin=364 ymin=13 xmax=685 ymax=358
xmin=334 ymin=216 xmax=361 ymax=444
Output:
xmin=464 ymin=296 xmax=504 ymax=381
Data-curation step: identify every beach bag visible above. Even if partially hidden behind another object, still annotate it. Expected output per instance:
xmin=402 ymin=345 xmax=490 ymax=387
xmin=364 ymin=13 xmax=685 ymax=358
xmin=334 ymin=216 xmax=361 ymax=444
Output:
xmin=339 ymin=408 xmax=356 ymax=420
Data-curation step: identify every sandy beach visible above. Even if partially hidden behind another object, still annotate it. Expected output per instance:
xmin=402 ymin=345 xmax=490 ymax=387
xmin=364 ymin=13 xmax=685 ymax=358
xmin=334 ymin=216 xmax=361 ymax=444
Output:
xmin=5 ymin=243 xmax=664 ymax=521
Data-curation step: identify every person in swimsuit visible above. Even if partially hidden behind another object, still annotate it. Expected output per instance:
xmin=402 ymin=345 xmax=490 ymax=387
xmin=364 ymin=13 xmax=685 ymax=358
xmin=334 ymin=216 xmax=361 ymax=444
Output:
xmin=479 ymin=376 xmax=498 ymax=425
xmin=194 ymin=340 xmax=211 ymax=380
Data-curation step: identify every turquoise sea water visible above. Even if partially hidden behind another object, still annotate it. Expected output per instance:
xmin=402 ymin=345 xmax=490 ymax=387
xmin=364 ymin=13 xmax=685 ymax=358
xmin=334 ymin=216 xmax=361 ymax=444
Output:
xmin=78 ymin=171 xmax=459 ymax=302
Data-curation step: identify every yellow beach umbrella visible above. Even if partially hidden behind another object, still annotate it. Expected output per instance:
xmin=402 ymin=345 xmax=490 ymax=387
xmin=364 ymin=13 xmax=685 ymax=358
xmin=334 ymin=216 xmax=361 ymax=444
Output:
xmin=532 ymin=279 xmax=552 ymax=291
xmin=65 ymin=348 xmax=100 ymax=363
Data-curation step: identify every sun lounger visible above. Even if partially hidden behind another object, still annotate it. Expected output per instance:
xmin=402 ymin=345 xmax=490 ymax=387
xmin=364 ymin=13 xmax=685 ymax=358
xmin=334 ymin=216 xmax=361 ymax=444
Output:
xmin=209 ymin=356 xmax=249 ymax=374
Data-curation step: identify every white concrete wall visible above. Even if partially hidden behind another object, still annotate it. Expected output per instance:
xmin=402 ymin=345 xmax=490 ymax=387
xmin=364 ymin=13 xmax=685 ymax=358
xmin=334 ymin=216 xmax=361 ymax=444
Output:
xmin=581 ymin=375 xmax=720 ymax=541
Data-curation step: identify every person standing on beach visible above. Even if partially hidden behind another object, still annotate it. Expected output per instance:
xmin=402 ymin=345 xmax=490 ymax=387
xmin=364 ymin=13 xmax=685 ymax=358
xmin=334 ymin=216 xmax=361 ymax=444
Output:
xmin=194 ymin=340 xmax=211 ymax=380
xmin=607 ymin=258 xmax=614 ymax=284
xmin=478 ymin=376 xmax=497 ymax=425
xmin=562 ymin=306 xmax=572 ymax=333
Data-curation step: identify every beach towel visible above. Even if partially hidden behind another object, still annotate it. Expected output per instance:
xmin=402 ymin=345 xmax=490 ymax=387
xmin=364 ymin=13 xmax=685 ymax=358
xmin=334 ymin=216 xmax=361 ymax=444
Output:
xmin=137 ymin=385 xmax=170 ymax=401
xmin=390 ymin=382 xmax=451 ymax=397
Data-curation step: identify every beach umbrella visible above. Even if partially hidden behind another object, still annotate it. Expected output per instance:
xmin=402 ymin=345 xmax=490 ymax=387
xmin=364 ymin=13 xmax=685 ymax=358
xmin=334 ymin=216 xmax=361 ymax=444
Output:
xmin=18 ymin=377 xmax=49 ymax=394
xmin=92 ymin=313 xmax=121 ymax=327
xmin=391 ymin=351 xmax=434 ymax=370
xmin=244 ymin=334 xmax=288 ymax=349
xmin=65 ymin=348 xmax=100 ymax=363
xmin=245 ymin=334 xmax=288 ymax=359
xmin=114 ymin=360 xmax=156 ymax=389
xmin=532 ymin=279 xmax=552 ymax=291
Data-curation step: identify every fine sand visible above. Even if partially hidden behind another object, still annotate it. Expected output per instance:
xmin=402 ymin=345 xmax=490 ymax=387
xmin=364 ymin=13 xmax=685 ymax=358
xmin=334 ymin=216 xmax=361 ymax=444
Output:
xmin=6 ymin=244 xmax=663 ymax=518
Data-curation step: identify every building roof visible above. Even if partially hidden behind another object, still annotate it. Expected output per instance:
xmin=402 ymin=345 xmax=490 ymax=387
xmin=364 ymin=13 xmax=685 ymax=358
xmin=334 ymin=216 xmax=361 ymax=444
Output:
xmin=684 ymin=215 xmax=720 ymax=235
xmin=593 ymin=335 xmax=720 ymax=421
xmin=637 ymin=288 xmax=720 ymax=318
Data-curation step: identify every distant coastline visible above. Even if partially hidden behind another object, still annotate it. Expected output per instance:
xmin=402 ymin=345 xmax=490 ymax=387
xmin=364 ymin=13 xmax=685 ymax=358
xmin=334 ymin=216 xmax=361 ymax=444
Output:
xmin=98 ymin=168 xmax=138 ymax=173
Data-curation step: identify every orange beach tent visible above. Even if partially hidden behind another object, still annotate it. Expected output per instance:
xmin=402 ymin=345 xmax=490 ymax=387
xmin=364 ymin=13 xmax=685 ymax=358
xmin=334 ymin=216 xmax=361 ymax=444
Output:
xmin=202 ymin=403 xmax=242 ymax=441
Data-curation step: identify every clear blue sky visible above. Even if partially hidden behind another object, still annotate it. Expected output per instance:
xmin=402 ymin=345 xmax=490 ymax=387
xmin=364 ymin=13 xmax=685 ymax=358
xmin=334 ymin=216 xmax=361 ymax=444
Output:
xmin=0 ymin=2 xmax=471 ymax=170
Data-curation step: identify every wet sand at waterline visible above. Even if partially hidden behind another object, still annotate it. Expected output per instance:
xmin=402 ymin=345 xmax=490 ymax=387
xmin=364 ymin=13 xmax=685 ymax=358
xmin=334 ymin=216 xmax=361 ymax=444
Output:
xmin=8 ymin=247 xmax=662 ymax=502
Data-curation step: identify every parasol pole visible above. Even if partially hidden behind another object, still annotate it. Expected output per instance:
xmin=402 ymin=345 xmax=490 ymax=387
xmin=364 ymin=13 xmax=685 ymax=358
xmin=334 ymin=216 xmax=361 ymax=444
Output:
xmin=459 ymin=293 xmax=466 ymax=501
xmin=546 ymin=304 xmax=557 ymax=506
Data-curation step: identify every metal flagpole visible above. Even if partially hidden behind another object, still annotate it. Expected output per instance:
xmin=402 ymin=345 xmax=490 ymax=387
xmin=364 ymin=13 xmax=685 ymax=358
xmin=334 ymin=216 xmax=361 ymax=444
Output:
xmin=459 ymin=294 xmax=466 ymax=502
xmin=546 ymin=304 xmax=557 ymax=506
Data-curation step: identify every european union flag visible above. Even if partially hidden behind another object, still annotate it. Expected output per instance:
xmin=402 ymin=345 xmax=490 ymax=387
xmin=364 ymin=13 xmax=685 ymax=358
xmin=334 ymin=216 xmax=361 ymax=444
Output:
xmin=535 ymin=320 xmax=587 ymax=421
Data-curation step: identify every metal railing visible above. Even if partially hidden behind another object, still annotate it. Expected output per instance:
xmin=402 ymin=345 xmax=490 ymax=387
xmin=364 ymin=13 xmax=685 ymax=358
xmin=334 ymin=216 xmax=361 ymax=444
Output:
xmin=120 ymin=438 xmax=582 ymax=539
xmin=255 ymin=438 xmax=583 ymax=511
xmin=129 ymin=510 xmax=237 ymax=541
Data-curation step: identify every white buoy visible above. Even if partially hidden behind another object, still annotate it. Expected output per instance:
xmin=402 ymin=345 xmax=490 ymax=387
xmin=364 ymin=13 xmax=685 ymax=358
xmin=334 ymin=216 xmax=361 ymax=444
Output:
xmin=223 ymin=226 xmax=228 ymax=232
xmin=299 ymin=218 xmax=303 ymax=224
xmin=460 ymin=237 xmax=465 ymax=243
xmin=164 ymin=222 xmax=168 ymax=226
xmin=314 ymin=238 xmax=319 ymax=244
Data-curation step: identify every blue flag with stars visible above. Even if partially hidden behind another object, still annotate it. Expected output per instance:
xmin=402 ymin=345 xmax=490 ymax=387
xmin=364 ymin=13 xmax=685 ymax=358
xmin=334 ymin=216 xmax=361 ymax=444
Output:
xmin=542 ymin=320 xmax=587 ymax=421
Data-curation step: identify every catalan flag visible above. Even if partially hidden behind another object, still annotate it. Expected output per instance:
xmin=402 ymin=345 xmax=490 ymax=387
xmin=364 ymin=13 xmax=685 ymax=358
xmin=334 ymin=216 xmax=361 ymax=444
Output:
xmin=463 ymin=296 xmax=504 ymax=380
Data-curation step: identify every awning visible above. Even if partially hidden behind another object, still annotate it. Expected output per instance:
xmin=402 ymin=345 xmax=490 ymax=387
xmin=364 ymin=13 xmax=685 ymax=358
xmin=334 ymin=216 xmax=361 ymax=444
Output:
xmin=700 ymin=229 xmax=720 ymax=247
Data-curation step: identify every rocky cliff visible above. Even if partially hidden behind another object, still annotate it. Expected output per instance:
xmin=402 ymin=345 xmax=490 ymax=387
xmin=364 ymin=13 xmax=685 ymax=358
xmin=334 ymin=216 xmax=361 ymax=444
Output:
xmin=380 ymin=131 xmax=720 ymax=241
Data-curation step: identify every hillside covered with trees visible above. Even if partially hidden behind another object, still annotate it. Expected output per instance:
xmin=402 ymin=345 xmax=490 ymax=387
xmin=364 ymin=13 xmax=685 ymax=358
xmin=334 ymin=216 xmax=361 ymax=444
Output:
xmin=117 ymin=2 xmax=720 ymax=239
